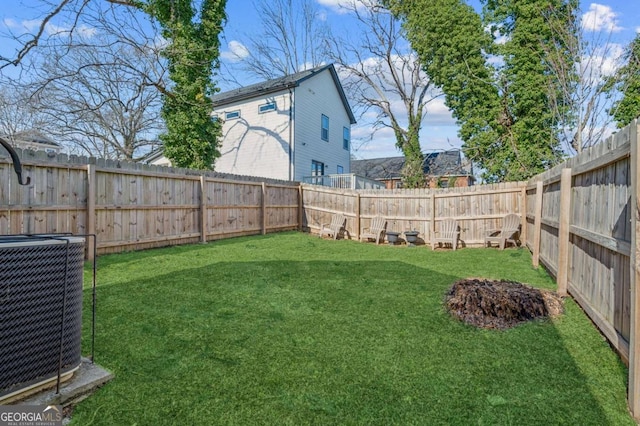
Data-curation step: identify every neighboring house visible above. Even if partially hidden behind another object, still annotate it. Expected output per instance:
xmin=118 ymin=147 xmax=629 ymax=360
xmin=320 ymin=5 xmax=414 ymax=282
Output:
xmin=2 ymin=130 xmax=62 ymax=155
xmin=146 ymin=64 xmax=356 ymax=181
xmin=351 ymin=150 xmax=474 ymax=189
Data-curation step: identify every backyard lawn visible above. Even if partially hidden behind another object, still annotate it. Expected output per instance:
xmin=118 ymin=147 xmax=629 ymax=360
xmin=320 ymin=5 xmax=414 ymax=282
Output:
xmin=72 ymin=232 xmax=634 ymax=425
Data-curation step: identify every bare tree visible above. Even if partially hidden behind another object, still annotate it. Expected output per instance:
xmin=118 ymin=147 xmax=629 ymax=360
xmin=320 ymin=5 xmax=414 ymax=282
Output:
xmin=5 ymin=3 xmax=167 ymax=160
xmin=0 ymin=84 xmax=53 ymax=138
xmin=544 ymin=5 xmax=625 ymax=154
xmin=327 ymin=0 xmax=439 ymax=187
xmin=221 ymin=0 xmax=331 ymax=82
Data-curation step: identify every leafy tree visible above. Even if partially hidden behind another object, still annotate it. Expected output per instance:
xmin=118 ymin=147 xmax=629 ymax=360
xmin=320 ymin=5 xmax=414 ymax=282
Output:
xmin=392 ymin=0 xmax=576 ymax=182
xmin=607 ymin=33 xmax=640 ymax=128
xmin=138 ymin=0 xmax=226 ymax=169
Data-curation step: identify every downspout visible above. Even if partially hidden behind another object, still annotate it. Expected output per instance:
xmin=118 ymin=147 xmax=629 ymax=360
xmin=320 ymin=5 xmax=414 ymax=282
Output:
xmin=0 ymin=136 xmax=31 ymax=185
xmin=288 ymin=88 xmax=294 ymax=181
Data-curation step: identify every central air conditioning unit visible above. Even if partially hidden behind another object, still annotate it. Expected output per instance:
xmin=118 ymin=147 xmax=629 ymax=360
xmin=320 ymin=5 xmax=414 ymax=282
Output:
xmin=0 ymin=235 xmax=85 ymax=402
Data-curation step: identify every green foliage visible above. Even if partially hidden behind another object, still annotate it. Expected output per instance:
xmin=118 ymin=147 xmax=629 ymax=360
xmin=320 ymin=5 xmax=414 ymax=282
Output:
xmin=608 ymin=34 xmax=640 ymax=128
xmin=72 ymin=233 xmax=634 ymax=425
xmin=395 ymin=0 xmax=576 ymax=182
xmin=400 ymin=126 xmax=426 ymax=187
xmin=140 ymin=0 xmax=226 ymax=169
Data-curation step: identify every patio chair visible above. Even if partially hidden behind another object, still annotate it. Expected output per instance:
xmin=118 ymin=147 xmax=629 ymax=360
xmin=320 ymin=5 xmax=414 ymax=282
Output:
xmin=360 ymin=217 xmax=387 ymax=245
xmin=320 ymin=213 xmax=346 ymax=240
xmin=431 ymin=219 xmax=459 ymax=250
xmin=485 ymin=214 xmax=521 ymax=250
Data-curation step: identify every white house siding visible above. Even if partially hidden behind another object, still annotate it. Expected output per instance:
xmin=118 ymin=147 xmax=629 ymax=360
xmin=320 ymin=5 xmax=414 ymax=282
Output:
xmin=213 ymin=90 xmax=293 ymax=180
xmin=293 ymin=70 xmax=351 ymax=181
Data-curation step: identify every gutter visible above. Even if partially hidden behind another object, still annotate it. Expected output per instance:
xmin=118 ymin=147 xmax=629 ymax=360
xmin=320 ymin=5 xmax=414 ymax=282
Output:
xmin=288 ymin=88 xmax=294 ymax=181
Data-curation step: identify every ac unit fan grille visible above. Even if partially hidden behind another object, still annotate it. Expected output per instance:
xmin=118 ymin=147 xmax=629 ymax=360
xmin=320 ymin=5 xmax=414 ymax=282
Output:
xmin=0 ymin=239 xmax=84 ymax=398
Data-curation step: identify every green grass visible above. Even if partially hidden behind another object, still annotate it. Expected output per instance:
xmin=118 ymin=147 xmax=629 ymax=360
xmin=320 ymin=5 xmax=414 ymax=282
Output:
xmin=72 ymin=232 xmax=633 ymax=425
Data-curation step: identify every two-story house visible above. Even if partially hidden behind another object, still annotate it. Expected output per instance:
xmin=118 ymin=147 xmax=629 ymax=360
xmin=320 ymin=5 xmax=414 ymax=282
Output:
xmin=146 ymin=64 xmax=356 ymax=182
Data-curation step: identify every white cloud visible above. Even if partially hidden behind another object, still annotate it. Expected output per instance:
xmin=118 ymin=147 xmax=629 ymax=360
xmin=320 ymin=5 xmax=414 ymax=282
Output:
xmin=316 ymin=0 xmax=349 ymax=14
xmin=3 ymin=18 xmax=96 ymax=39
xmin=316 ymin=0 xmax=375 ymax=15
xmin=581 ymin=3 xmax=622 ymax=33
xmin=220 ymin=40 xmax=250 ymax=62
xmin=580 ymin=42 xmax=625 ymax=78
xmin=2 ymin=18 xmax=17 ymax=28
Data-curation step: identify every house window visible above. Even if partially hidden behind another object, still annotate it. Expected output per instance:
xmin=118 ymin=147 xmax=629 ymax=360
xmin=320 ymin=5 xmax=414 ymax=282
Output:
xmin=225 ymin=110 xmax=240 ymax=120
xmin=321 ymin=114 xmax=329 ymax=141
xmin=312 ymin=160 xmax=324 ymax=176
xmin=311 ymin=160 xmax=325 ymax=185
xmin=343 ymin=127 xmax=350 ymax=150
xmin=259 ymin=102 xmax=276 ymax=113
xmin=337 ymin=165 xmax=344 ymax=174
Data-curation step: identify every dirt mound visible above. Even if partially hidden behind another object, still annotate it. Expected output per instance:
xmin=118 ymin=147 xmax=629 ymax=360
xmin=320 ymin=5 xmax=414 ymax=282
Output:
xmin=445 ymin=278 xmax=563 ymax=330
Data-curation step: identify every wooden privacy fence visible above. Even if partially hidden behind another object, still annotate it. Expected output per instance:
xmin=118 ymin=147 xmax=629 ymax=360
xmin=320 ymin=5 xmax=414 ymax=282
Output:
xmin=0 ymin=150 xmax=300 ymax=258
xmin=525 ymin=126 xmax=632 ymax=361
xmin=523 ymin=119 xmax=640 ymax=418
xmin=302 ymin=182 xmax=526 ymax=247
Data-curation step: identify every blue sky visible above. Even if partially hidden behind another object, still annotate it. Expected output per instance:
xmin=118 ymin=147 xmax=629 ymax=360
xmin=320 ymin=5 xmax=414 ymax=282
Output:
xmin=1 ymin=1 xmax=638 ymax=160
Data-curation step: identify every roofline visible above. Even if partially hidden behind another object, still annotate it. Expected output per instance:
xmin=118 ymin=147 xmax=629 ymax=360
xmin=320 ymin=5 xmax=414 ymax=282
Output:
xmin=141 ymin=148 xmax=164 ymax=163
xmin=212 ymin=64 xmax=357 ymax=125
xmin=212 ymin=81 xmax=298 ymax=108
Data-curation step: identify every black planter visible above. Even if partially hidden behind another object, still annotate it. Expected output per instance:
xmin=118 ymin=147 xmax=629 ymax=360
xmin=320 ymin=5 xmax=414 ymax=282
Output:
xmin=404 ymin=231 xmax=419 ymax=246
xmin=386 ymin=231 xmax=400 ymax=245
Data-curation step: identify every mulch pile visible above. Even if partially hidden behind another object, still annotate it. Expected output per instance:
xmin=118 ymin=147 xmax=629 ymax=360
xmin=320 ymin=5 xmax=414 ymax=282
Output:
xmin=445 ymin=278 xmax=564 ymax=330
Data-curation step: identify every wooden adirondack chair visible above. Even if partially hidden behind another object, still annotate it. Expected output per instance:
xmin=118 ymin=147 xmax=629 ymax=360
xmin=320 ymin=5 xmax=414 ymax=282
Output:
xmin=360 ymin=217 xmax=387 ymax=245
xmin=320 ymin=213 xmax=346 ymax=240
xmin=485 ymin=214 xmax=521 ymax=250
xmin=431 ymin=219 xmax=459 ymax=250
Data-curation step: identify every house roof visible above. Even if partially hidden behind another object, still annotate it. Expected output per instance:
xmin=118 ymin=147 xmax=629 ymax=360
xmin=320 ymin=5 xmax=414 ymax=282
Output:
xmin=351 ymin=150 xmax=473 ymax=180
xmin=212 ymin=64 xmax=357 ymax=124
xmin=6 ymin=130 xmax=60 ymax=148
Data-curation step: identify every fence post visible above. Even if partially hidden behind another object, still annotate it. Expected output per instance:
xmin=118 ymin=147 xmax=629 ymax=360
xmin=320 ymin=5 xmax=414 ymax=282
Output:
xmin=430 ymin=193 xmax=436 ymax=246
xmin=261 ymin=182 xmax=267 ymax=235
xmin=86 ymin=165 xmax=96 ymax=260
xmin=355 ymin=193 xmax=361 ymax=241
xmin=298 ymin=184 xmax=303 ymax=232
xmin=199 ymin=176 xmax=207 ymax=243
xmin=532 ymin=180 xmax=543 ymax=268
xmin=628 ymin=119 xmax=640 ymax=419
xmin=520 ymin=186 xmax=527 ymax=246
xmin=557 ymin=168 xmax=572 ymax=297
